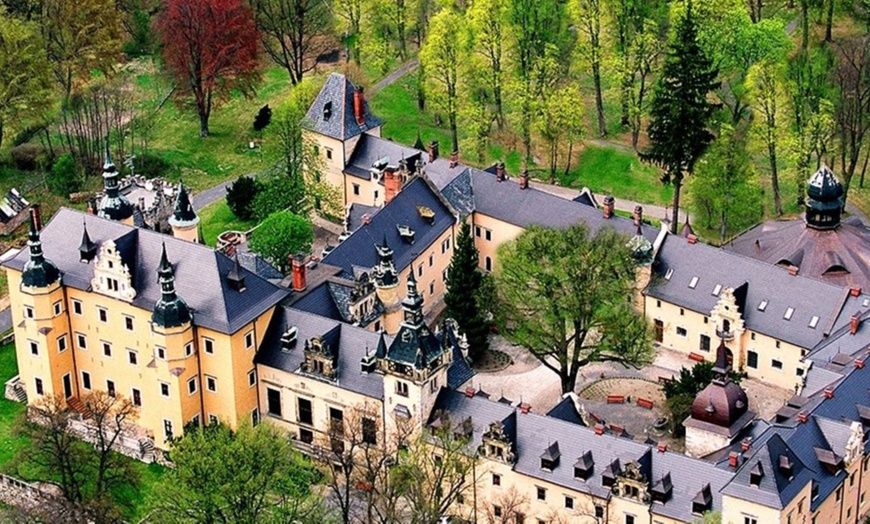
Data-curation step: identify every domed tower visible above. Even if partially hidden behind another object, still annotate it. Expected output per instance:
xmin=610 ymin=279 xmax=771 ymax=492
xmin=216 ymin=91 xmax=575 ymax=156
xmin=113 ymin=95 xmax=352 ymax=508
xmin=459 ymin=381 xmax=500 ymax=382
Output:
xmin=684 ymin=340 xmax=755 ymax=458
xmin=373 ymin=235 xmax=402 ymax=333
xmin=97 ymin=144 xmax=134 ymax=225
xmin=151 ymin=245 xmax=192 ymax=329
xmin=168 ymin=182 xmax=200 ymax=243
xmin=805 ymin=166 xmax=845 ymax=230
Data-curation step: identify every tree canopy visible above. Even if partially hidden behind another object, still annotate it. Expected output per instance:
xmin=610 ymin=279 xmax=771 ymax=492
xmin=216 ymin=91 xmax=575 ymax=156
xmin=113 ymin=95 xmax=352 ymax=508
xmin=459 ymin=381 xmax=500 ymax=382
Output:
xmin=248 ymin=210 xmax=314 ymax=271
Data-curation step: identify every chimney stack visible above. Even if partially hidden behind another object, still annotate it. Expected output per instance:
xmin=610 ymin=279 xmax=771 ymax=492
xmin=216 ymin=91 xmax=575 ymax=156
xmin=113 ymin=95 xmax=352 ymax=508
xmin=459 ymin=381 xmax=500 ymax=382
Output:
xmin=496 ymin=161 xmax=506 ymax=182
xmin=30 ymin=204 xmax=42 ymax=231
xmin=603 ymin=195 xmax=615 ymax=219
xmin=449 ymin=150 xmax=459 ymax=168
xmin=384 ymin=166 xmax=401 ymax=205
xmin=788 ymin=265 xmax=799 ymax=276
xmin=353 ymin=86 xmax=366 ymax=126
xmin=428 ymin=140 xmax=439 ymax=163
xmin=520 ymin=402 xmax=531 ymax=414
xmin=741 ymin=438 xmax=752 ymax=452
xmin=633 ymin=205 xmax=643 ymax=227
xmin=851 ymin=312 xmax=861 ymax=335
xmin=823 ymin=387 xmax=834 ymax=399
xmin=465 ymin=386 xmax=476 ymax=398
xmin=728 ymin=452 xmax=740 ymax=468
xmin=519 ymin=169 xmax=529 ymax=189
xmin=291 ymin=255 xmax=307 ymax=292
xmin=851 ymin=287 xmax=862 ymax=297
xmin=87 ymin=199 xmax=95 ymax=215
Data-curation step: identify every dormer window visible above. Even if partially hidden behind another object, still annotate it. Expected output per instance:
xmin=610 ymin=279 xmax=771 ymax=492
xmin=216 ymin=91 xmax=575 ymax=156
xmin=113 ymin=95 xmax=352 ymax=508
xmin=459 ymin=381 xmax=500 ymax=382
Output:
xmin=779 ymin=455 xmax=793 ymax=479
xmin=809 ymin=316 xmax=820 ymax=328
xmin=323 ymin=101 xmax=332 ymax=120
xmin=540 ymin=442 xmax=560 ymax=471
xmin=712 ymin=284 xmax=722 ymax=296
xmin=692 ymin=484 xmax=712 ymax=515
xmin=758 ymin=300 xmax=768 ymax=311
xmin=689 ymin=276 xmax=699 ymax=289
xmin=573 ymin=451 xmax=593 ymax=480
xmin=784 ymin=307 xmax=794 ymax=320
xmin=664 ymin=268 xmax=674 ymax=280
xmin=651 ymin=473 xmax=673 ymax=503
xmin=749 ymin=462 xmax=764 ymax=486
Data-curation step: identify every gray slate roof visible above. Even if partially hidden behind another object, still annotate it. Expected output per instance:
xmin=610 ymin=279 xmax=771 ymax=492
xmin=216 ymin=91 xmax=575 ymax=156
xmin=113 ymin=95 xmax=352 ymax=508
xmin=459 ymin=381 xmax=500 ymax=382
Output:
xmin=344 ymin=134 xmax=423 ymax=181
xmin=303 ymin=73 xmax=383 ymax=141
xmin=4 ymin=208 xmax=288 ymax=334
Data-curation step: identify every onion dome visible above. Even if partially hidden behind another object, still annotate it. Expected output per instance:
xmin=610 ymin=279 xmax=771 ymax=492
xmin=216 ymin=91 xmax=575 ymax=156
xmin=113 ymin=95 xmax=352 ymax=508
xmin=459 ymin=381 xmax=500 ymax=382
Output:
xmin=97 ymin=143 xmax=134 ymax=222
xmin=806 ymin=166 xmax=845 ymax=230
xmin=168 ymin=181 xmax=200 ymax=228
xmin=151 ymin=244 xmax=191 ymax=328
xmin=22 ymin=213 xmax=60 ymax=288
xmin=690 ymin=340 xmax=749 ymax=428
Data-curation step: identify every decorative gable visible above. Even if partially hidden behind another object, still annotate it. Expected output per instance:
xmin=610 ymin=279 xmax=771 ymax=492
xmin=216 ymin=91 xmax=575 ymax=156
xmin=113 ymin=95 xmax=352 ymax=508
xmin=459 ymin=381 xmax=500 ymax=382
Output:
xmin=479 ymin=419 xmax=515 ymax=464
xmin=709 ymin=286 xmax=746 ymax=340
xmin=91 ymin=240 xmax=136 ymax=301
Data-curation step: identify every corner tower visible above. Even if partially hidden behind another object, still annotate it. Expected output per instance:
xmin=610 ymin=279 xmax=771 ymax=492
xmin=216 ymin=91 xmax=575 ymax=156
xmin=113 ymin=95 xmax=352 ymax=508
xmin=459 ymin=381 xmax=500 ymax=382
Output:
xmin=168 ymin=182 xmax=200 ymax=243
xmin=373 ymin=235 xmax=402 ymax=333
xmin=97 ymin=144 xmax=134 ymax=225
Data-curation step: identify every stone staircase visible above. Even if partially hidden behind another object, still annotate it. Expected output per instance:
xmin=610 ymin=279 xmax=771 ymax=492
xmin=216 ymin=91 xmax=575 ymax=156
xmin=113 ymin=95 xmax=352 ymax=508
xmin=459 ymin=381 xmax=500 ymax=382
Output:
xmin=138 ymin=438 xmax=156 ymax=463
xmin=3 ymin=375 xmax=26 ymax=403
xmin=66 ymin=397 xmax=91 ymax=419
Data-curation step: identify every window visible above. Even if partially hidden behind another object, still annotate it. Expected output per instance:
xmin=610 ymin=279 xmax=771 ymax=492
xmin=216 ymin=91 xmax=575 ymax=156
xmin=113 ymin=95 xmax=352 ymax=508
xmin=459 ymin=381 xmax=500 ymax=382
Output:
xmin=493 ymin=505 xmax=502 ymax=518
xmin=204 ymin=338 xmax=214 ymax=354
xmin=57 ymin=335 xmax=67 ymax=353
xmin=625 ymin=515 xmax=636 ymax=524
xmin=102 ymin=342 xmax=112 ymax=358
xmin=187 ymin=377 xmax=197 ymax=395
xmin=124 ymin=316 xmax=134 ymax=331
xmin=656 ymin=300 xmax=661 ymax=308
xmin=809 ymin=315 xmax=820 ymax=328
xmin=743 ymin=518 xmax=758 ymax=524
xmin=776 ymin=340 xmax=781 ymax=348
xmin=245 ymin=331 xmax=255 ymax=349
xmin=72 ymin=299 xmax=82 ymax=315
xmin=156 ymin=346 xmax=166 ymax=360
xmin=689 ymin=276 xmax=699 ymax=289
xmin=680 ymin=308 xmax=685 ymax=316
xmin=417 ymin=265 xmax=423 ymax=277
xmin=298 ymin=398 xmax=313 ymax=425
xmin=704 ymin=316 xmax=709 ymax=324
xmin=429 ymin=282 xmax=434 ymax=295
xmin=374 ymin=190 xmax=379 ymax=200
xmin=485 ymin=256 xmax=492 ymax=272
xmin=485 ymin=229 xmax=492 ymax=241
xmin=700 ymin=334 xmax=711 ymax=352
xmin=441 ymin=238 xmax=451 ymax=253
xmin=107 ymin=380 xmax=116 ymax=398
xmin=76 ymin=333 xmax=87 ymax=350
xmin=267 ymin=388 xmax=282 ymax=417
xmin=23 ymin=305 xmax=34 ymax=319
xmin=564 ymin=496 xmax=574 ymax=510
xmin=747 ymin=351 xmax=758 ymax=369
xmin=664 ymin=268 xmax=674 ymax=280
xmin=536 ymin=487 xmax=546 ymax=501
xmin=206 ymin=376 xmax=217 ymax=392
xmin=352 ymin=183 xmax=360 ymax=195
xmin=595 ymin=506 xmax=605 ymax=519
xmin=712 ymin=284 xmax=722 ymax=296
xmin=29 ymin=340 xmax=38 ymax=356
xmin=209 ymin=414 xmax=218 ymax=425
xmin=492 ymin=473 xmax=501 ymax=486
xmin=132 ymin=388 xmax=141 ymax=407
xmin=676 ymin=326 xmax=687 ymax=337
xmin=326 ymin=148 xmax=333 ymax=160
xmin=160 ymin=382 xmax=170 ymax=397
xmin=185 ymin=342 xmax=193 ymax=357
xmin=82 ymin=371 xmax=91 ymax=390
xmin=164 ymin=419 xmax=173 ymax=440
xmin=34 ymin=377 xmax=43 ymax=396
xmin=751 ymin=332 xmax=756 ymax=340
xmin=53 ymin=301 xmax=62 ymax=316
xmin=475 ymin=226 xmax=482 ymax=237
xmin=248 ymin=369 xmax=256 ymax=387
xmin=252 ymin=408 xmax=260 ymax=427
xmin=97 ymin=307 xmax=107 ymax=323
xmin=772 ymin=359 xmax=783 ymax=370
xmin=300 ymin=428 xmax=314 ymax=443
xmin=128 ymin=350 xmax=138 ymax=366
xmin=442 ymin=269 xmax=448 ymax=282
xmin=396 ymin=381 xmax=409 ymax=397
xmin=362 ymin=417 xmax=377 ymax=445
xmin=784 ymin=307 xmax=794 ymax=320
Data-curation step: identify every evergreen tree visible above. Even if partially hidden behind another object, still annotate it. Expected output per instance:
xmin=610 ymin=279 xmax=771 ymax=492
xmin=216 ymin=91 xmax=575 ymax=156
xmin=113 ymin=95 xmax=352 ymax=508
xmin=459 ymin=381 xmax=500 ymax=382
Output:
xmin=643 ymin=2 xmax=719 ymax=233
xmin=444 ymin=221 xmax=489 ymax=363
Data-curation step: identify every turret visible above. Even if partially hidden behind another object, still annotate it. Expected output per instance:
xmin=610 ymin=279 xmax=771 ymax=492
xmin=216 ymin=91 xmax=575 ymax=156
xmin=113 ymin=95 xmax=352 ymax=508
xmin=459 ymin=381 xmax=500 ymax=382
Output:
xmin=805 ymin=166 xmax=844 ymax=230
xmin=374 ymin=235 xmax=402 ymax=333
xmin=151 ymin=244 xmax=192 ymax=329
xmin=168 ymin=181 xmax=200 ymax=243
xmin=22 ymin=207 xmax=61 ymax=289
xmin=97 ymin=142 xmax=134 ymax=224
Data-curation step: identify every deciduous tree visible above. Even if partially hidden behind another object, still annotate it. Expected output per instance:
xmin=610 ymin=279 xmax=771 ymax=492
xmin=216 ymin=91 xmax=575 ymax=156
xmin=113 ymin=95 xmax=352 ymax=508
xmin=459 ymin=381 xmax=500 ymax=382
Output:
xmin=536 ymin=84 xmax=585 ymax=182
xmin=250 ymin=0 xmax=331 ymax=85
xmin=465 ymin=0 xmax=507 ymax=127
xmin=157 ymin=0 xmax=261 ymax=137
xmin=444 ymin=221 xmax=489 ymax=363
xmin=495 ymin=225 xmax=654 ymax=394
xmin=421 ymin=8 xmax=461 ymax=154
xmin=333 ymin=0 xmax=363 ymax=64
xmin=747 ymin=59 xmax=787 ymax=216
xmin=832 ymin=37 xmax=870 ymax=200
xmin=570 ymin=0 xmax=605 ymax=136
xmin=248 ymin=211 xmax=314 ymax=271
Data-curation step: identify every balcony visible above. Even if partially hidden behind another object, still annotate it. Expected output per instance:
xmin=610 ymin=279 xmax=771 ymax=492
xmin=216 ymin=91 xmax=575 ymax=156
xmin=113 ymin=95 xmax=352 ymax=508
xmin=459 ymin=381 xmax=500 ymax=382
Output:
xmin=716 ymin=329 xmax=734 ymax=341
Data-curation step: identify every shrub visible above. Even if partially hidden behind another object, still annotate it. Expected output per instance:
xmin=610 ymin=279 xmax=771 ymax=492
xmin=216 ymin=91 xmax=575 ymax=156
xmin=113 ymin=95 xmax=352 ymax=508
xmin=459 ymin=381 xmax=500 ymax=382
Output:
xmin=48 ymin=154 xmax=82 ymax=196
xmin=248 ymin=211 xmax=313 ymax=271
xmin=253 ymin=104 xmax=272 ymax=132
xmin=226 ymin=175 xmax=262 ymax=220
xmin=10 ymin=143 xmax=45 ymax=171
xmin=134 ymin=153 xmax=172 ymax=179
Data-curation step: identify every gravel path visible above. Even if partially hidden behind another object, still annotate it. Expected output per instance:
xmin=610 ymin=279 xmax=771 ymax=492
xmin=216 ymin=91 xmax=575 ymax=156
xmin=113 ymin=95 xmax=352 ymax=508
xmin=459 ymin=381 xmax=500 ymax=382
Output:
xmin=370 ymin=59 xmax=419 ymax=96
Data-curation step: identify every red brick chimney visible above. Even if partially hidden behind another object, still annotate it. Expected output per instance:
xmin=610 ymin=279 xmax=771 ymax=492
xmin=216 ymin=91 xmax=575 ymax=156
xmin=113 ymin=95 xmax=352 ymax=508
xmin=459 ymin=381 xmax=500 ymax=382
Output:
xmin=353 ymin=86 xmax=366 ymax=126
xmin=30 ymin=204 xmax=42 ymax=231
xmin=797 ymin=412 xmax=808 ymax=423
xmin=496 ymin=161 xmax=506 ymax=182
xmin=788 ymin=265 xmax=799 ymax=276
xmin=428 ymin=141 xmax=439 ymax=163
xmin=851 ymin=287 xmax=862 ymax=297
xmin=728 ymin=452 xmax=740 ymax=468
xmin=519 ymin=402 xmax=531 ymax=414
xmin=657 ymin=443 xmax=668 ymax=453
xmin=851 ymin=312 xmax=861 ymax=335
xmin=465 ymin=386 xmax=475 ymax=398
xmin=824 ymin=387 xmax=834 ymax=399
xmin=87 ymin=199 xmax=95 ymax=215
xmin=741 ymin=438 xmax=752 ymax=452
xmin=449 ymin=150 xmax=459 ymax=168
xmin=633 ymin=205 xmax=643 ymax=227
xmin=519 ymin=169 xmax=529 ymax=189
xmin=291 ymin=255 xmax=307 ymax=292
xmin=384 ymin=167 xmax=401 ymax=204
xmin=603 ymin=195 xmax=615 ymax=219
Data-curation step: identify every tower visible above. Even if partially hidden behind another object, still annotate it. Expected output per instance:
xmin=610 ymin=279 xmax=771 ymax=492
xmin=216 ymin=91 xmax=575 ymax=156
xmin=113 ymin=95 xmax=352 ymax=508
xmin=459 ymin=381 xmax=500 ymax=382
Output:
xmin=97 ymin=143 xmax=134 ymax=225
xmin=12 ymin=208 xmax=73 ymax=401
xmin=805 ymin=166 xmax=844 ymax=230
xmin=373 ymin=235 xmax=402 ymax=333
xmin=627 ymin=215 xmax=654 ymax=311
xmin=168 ymin=182 xmax=200 ymax=243
xmin=378 ymin=266 xmax=452 ymax=432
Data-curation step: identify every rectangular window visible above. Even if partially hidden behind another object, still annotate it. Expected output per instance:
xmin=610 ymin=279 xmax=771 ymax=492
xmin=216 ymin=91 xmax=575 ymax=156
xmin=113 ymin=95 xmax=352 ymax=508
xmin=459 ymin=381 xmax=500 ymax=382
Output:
xmin=676 ymin=327 xmax=687 ymax=337
xmin=72 ymin=299 xmax=83 ymax=315
xmin=485 ymin=229 xmax=492 ymax=241
xmin=493 ymin=506 xmax=502 ymax=518
xmin=374 ymin=190 xmax=379 ymax=201
xmin=128 ymin=350 xmax=138 ymax=366
xmin=396 ymin=381 xmax=409 ymax=397
xmin=184 ymin=342 xmax=193 ymax=357
xmin=252 ymin=408 xmax=260 ymax=427
xmin=245 ymin=331 xmax=255 ymax=349
xmin=29 ymin=340 xmax=38 ymax=356
xmin=248 ymin=369 xmax=256 ymax=387
xmin=417 ymin=265 xmax=423 ymax=277
xmin=353 ymin=183 xmax=360 ymax=196
xmin=492 ymin=473 xmax=501 ymax=486
xmin=124 ymin=316 xmax=134 ymax=331
xmin=23 ymin=305 xmax=34 ymax=319
xmin=164 ymin=419 xmax=173 ymax=440
xmin=442 ymin=269 xmax=448 ymax=282
xmin=107 ymin=380 xmax=116 ymax=398
xmin=298 ymin=398 xmax=313 ymax=425
xmin=102 ymin=342 xmax=112 ymax=358
xmin=564 ymin=496 xmax=574 ymax=509
xmin=747 ymin=351 xmax=758 ymax=369
xmin=699 ymin=334 xmax=711 ymax=352
xmin=744 ymin=518 xmax=758 ymax=524
xmin=689 ymin=276 xmax=699 ymax=289
xmin=57 ymin=335 xmax=67 ymax=353
xmin=209 ymin=414 xmax=218 ymax=425
xmin=160 ymin=382 xmax=170 ymax=398
xmin=206 ymin=375 xmax=217 ymax=392
xmin=475 ymin=226 xmax=481 ymax=237
xmin=97 ymin=307 xmax=108 ymax=323
xmin=267 ymin=388 xmax=282 ymax=417
xmin=156 ymin=346 xmax=166 ymax=360
xmin=204 ymin=338 xmax=214 ymax=354
xmin=82 ymin=371 xmax=91 ymax=390
xmin=326 ymin=148 xmax=333 ymax=160
xmin=784 ymin=307 xmax=794 ymax=320
xmin=428 ymin=254 xmax=434 ymax=267
xmin=429 ymin=282 xmax=435 ymax=295
xmin=626 ymin=515 xmax=636 ymax=524
xmin=132 ymin=388 xmax=141 ymax=407
xmin=187 ymin=377 xmax=197 ymax=395
xmin=53 ymin=301 xmax=62 ymax=316
xmin=537 ymin=487 xmax=546 ymax=500
xmin=76 ymin=333 xmax=87 ymax=350
xmin=34 ymin=377 xmax=43 ymax=396
xmin=772 ymin=359 xmax=783 ymax=370
xmin=595 ymin=506 xmax=605 ymax=519
xmin=362 ymin=417 xmax=377 ymax=445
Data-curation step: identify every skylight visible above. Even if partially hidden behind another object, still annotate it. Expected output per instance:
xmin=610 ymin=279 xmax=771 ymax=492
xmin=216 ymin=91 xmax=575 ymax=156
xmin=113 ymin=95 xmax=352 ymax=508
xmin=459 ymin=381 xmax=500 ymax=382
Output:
xmin=758 ymin=300 xmax=768 ymax=311
xmin=689 ymin=276 xmax=698 ymax=289
xmin=665 ymin=268 xmax=674 ymax=280
xmin=712 ymin=284 xmax=722 ymax=296
xmin=809 ymin=316 xmax=820 ymax=329
xmin=864 ymin=298 xmax=870 ymax=308
xmin=784 ymin=307 xmax=794 ymax=320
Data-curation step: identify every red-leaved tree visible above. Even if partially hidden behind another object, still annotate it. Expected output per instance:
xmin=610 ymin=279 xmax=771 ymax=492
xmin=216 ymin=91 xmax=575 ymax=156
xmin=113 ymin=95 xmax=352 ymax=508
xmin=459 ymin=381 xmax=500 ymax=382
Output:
xmin=157 ymin=0 xmax=261 ymax=137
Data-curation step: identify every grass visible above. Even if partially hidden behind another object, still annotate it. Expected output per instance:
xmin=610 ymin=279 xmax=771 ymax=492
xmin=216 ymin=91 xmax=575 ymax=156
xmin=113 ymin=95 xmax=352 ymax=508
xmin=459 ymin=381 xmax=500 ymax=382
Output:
xmin=199 ymin=200 xmax=256 ymax=247
xmin=0 ymin=343 xmax=26 ymax=470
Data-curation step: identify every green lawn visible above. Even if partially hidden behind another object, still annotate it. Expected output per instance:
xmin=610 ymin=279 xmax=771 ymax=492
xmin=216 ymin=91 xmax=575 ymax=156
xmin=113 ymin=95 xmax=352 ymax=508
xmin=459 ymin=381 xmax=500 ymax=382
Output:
xmin=0 ymin=343 xmax=26 ymax=470
xmin=199 ymin=200 xmax=256 ymax=247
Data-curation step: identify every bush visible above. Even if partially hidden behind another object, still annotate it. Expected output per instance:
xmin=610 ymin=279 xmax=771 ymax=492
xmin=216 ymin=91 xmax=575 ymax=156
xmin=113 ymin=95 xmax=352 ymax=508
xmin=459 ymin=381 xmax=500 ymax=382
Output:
xmin=48 ymin=154 xmax=82 ymax=196
xmin=10 ymin=143 xmax=45 ymax=171
xmin=122 ymin=10 xmax=155 ymax=57
xmin=226 ymin=175 xmax=262 ymax=220
xmin=253 ymin=104 xmax=272 ymax=132
xmin=248 ymin=211 xmax=313 ymax=271
xmin=134 ymin=153 xmax=172 ymax=179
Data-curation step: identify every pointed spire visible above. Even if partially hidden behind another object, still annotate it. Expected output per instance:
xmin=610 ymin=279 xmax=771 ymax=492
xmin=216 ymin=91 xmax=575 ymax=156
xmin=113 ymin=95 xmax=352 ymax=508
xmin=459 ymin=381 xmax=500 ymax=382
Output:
xmin=103 ymin=138 xmax=115 ymax=174
xmin=401 ymin=263 xmax=424 ymax=325
xmin=712 ymin=338 xmax=732 ymax=377
xmin=22 ymin=207 xmax=60 ymax=288
xmin=169 ymin=180 xmax=199 ymax=226
xmin=79 ymin=219 xmax=97 ymax=262
xmin=97 ymin=137 xmax=134 ymax=221
xmin=226 ymin=251 xmax=246 ymax=291
xmin=152 ymin=243 xmax=191 ymax=328
xmin=413 ymin=129 xmax=425 ymax=151
xmin=375 ymin=331 xmax=388 ymax=358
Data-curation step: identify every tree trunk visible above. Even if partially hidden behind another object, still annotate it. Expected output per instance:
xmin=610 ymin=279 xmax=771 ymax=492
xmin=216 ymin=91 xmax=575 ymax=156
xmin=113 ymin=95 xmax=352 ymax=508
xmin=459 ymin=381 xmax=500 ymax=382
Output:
xmin=0 ymin=119 xmax=4 ymax=152
xmin=450 ymin=112 xmax=459 ymax=155
xmin=769 ymin=141 xmax=782 ymax=216
xmin=564 ymin=141 xmax=575 ymax=177
xmin=824 ymin=0 xmax=834 ymax=43
xmin=199 ymin=110 xmax=210 ymax=137
xmin=720 ymin=208 xmax=727 ymax=244
xmin=593 ymin=62 xmax=606 ymax=137
xmin=671 ymin=174 xmax=682 ymax=234
xmin=801 ymin=0 xmax=810 ymax=50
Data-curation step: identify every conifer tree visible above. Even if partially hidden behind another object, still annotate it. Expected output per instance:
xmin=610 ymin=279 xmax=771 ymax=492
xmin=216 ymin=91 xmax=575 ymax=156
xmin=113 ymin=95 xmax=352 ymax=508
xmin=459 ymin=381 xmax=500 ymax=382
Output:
xmin=643 ymin=2 xmax=719 ymax=233
xmin=444 ymin=221 xmax=489 ymax=363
